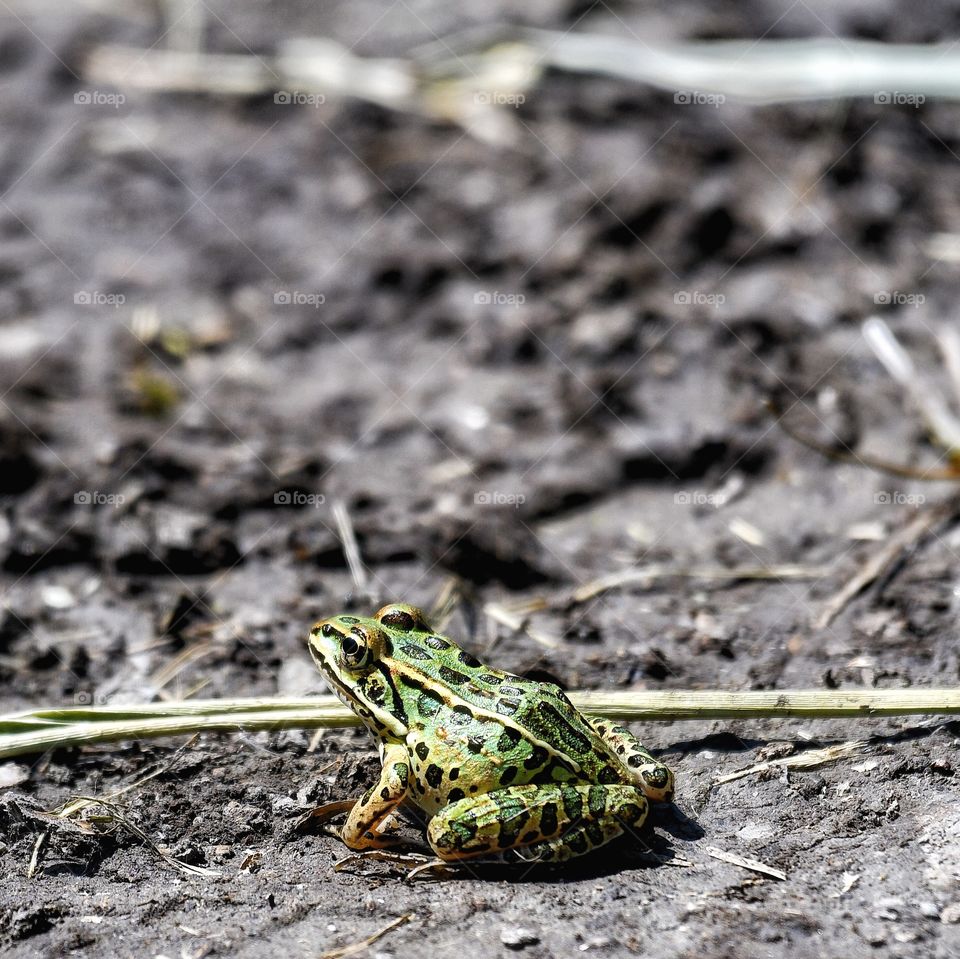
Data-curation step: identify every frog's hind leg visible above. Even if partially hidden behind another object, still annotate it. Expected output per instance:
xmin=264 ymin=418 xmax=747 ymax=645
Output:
xmin=339 ymin=743 xmax=412 ymax=851
xmin=427 ymin=783 xmax=648 ymax=863
xmin=587 ymin=717 xmax=675 ymax=802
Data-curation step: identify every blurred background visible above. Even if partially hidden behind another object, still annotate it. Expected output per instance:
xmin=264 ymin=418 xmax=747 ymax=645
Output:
xmin=3 ymin=0 xmax=959 ymax=702
xmin=2 ymin=2 xmax=960 ymax=953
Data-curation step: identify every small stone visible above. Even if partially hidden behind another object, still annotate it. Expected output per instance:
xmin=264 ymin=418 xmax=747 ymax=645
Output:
xmin=919 ymin=902 xmax=940 ymax=918
xmin=874 ymin=896 xmax=903 ymax=920
xmin=271 ymin=795 xmax=299 ymax=814
xmin=858 ymin=921 xmax=886 ymax=946
xmin=42 ymin=585 xmax=75 ymax=610
xmin=500 ymin=927 xmax=540 ymax=950
xmin=940 ymin=902 xmax=960 ymax=924
xmin=0 ymin=763 xmax=29 ymax=789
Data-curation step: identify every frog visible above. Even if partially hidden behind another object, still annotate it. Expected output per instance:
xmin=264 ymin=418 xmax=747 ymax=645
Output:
xmin=307 ymin=603 xmax=675 ymax=865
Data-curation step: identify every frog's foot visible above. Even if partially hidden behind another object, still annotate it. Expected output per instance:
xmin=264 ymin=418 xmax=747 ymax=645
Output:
xmin=295 ymin=798 xmax=359 ymax=832
xmin=334 ymin=849 xmax=457 ymax=880
xmin=338 ymin=743 xmax=413 ymax=851
xmin=587 ymin=718 xmax=675 ymax=802
xmin=427 ymin=783 xmax=649 ymax=864
xmin=337 ymin=808 xmax=408 ymax=850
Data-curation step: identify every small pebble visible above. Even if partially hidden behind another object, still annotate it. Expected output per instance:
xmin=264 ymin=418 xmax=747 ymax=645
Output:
xmin=42 ymin=585 xmax=75 ymax=609
xmin=874 ymin=896 xmax=903 ymax=920
xmin=500 ymin=927 xmax=540 ymax=950
xmin=940 ymin=902 xmax=960 ymax=924
xmin=919 ymin=902 xmax=940 ymax=918
xmin=0 ymin=764 xmax=29 ymax=789
xmin=858 ymin=921 xmax=886 ymax=946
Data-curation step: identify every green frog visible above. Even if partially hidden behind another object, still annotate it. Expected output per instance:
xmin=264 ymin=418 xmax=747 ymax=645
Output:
xmin=307 ymin=604 xmax=675 ymax=865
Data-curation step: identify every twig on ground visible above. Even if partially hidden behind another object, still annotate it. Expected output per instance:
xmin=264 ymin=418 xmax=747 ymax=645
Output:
xmin=863 ymin=317 xmax=960 ymax=455
xmin=55 ymin=734 xmax=200 ymax=819
xmin=571 ymin=563 xmax=831 ymax=605
xmin=56 ymin=796 xmax=219 ymax=877
xmin=332 ymin=499 xmax=369 ymax=593
xmin=428 ymin=577 xmax=463 ymax=632
xmin=713 ymin=739 xmax=870 ymax=785
xmin=320 ymin=914 xmax=414 ymax=959
xmin=705 ymin=846 xmax=786 ymax=881
xmin=149 ymin=642 xmax=214 ymax=690
xmin=483 ymin=600 xmax=560 ymax=649
xmin=768 ymin=397 xmax=960 ymax=480
xmin=26 ymin=830 xmax=48 ymax=879
xmin=814 ymin=498 xmax=957 ymax=629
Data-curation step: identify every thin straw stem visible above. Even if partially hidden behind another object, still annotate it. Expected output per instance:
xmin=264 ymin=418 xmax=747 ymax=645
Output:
xmin=1 ymin=689 xmax=959 ymax=760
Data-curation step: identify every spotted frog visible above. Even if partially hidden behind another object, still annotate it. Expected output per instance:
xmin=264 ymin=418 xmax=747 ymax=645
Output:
xmin=308 ymin=604 xmax=675 ymax=864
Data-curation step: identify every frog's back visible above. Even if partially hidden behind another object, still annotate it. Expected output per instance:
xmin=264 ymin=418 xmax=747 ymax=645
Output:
xmin=389 ymin=631 xmax=626 ymax=786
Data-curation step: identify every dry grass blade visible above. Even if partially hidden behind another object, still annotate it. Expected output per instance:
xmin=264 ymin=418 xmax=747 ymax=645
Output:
xmin=332 ymin=499 xmax=369 ymax=593
xmin=713 ymin=739 xmax=870 ymax=785
xmin=815 ymin=499 xmax=956 ymax=629
xmin=483 ymin=601 xmax=560 ymax=649
xmin=428 ymin=577 xmax=464 ymax=632
xmin=0 ymin=699 xmax=357 ymax=759
xmin=55 ymin=734 xmax=200 ymax=819
xmin=571 ymin=563 xmax=831 ymax=604
xmin=26 ymin=830 xmax=48 ymax=879
xmin=2 ymin=690 xmax=960 ymax=759
xmin=705 ymin=846 xmax=786 ymax=881
xmin=514 ymin=31 xmax=960 ymax=102
xmin=863 ymin=317 xmax=960 ymax=453
xmin=769 ymin=397 xmax=960 ymax=480
xmin=0 ymin=689 xmax=960 ymax=758
xmin=320 ymin=914 xmax=413 ymax=959
xmin=56 ymin=796 xmax=219 ymax=878
xmin=149 ymin=642 xmax=214 ymax=690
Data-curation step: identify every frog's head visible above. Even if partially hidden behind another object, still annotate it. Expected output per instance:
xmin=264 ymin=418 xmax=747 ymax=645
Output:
xmin=307 ymin=604 xmax=432 ymax=738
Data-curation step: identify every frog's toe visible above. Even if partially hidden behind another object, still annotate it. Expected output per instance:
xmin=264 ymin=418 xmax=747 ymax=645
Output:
xmin=635 ymin=762 xmax=675 ymax=802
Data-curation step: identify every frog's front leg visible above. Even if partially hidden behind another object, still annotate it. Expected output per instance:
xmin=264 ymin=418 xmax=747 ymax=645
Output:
xmin=339 ymin=743 xmax=411 ymax=851
xmin=427 ymin=783 xmax=649 ymax=863
xmin=588 ymin=717 xmax=675 ymax=802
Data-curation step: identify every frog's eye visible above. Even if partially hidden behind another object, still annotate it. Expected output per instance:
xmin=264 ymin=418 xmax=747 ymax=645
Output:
xmin=340 ymin=634 xmax=366 ymax=667
xmin=337 ymin=625 xmax=384 ymax=670
xmin=376 ymin=604 xmax=428 ymax=632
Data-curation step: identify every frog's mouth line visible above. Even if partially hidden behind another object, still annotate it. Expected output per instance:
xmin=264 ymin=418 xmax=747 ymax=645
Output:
xmin=308 ymin=641 xmax=406 ymax=738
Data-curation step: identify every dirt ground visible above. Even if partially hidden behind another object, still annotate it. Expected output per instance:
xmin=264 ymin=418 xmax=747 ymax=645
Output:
xmin=1 ymin=1 xmax=960 ymax=957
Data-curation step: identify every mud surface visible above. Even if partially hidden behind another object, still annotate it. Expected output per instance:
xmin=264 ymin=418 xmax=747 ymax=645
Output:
xmin=1 ymin=2 xmax=960 ymax=957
